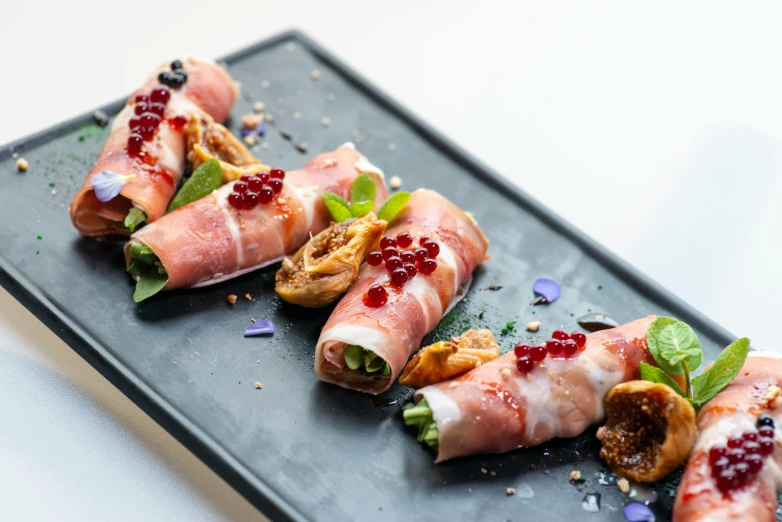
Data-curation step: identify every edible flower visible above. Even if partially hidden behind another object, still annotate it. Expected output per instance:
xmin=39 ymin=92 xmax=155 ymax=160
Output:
xmin=243 ymin=319 xmax=275 ymax=337
xmin=91 ymin=170 xmax=135 ymax=202
xmin=623 ymin=503 xmax=655 ymax=522
xmin=532 ymin=277 xmax=560 ymax=304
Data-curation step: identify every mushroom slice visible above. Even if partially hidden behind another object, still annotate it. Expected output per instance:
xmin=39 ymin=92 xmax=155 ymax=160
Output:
xmin=185 ymin=114 xmax=268 ymax=182
xmin=275 ymin=213 xmax=386 ymax=308
xmin=597 ymin=380 xmax=697 ymax=482
xmin=399 ymin=329 xmax=500 ymax=389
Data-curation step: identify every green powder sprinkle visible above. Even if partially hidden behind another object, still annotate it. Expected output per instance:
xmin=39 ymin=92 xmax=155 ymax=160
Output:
xmin=48 ymin=181 xmax=56 ymax=187
xmin=37 ymin=235 xmax=42 ymax=240
xmin=478 ymin=311 xmax=484 ymax=319
xmin=36 ymin=251 xmax=39 ymax=255
xmin=598 ymin=285 xmax=603 ymax=290
xmin=238 ymin=381 xmax=241 ymax=384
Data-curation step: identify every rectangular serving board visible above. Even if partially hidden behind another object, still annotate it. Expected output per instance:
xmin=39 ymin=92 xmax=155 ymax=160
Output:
xmin=0 ymin=31 xmax=741 ymax=521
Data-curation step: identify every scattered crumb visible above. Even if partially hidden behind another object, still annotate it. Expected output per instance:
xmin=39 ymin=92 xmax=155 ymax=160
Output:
xmin=254 ymin=382 xmax=263 ymax=389
xmin=242 ymin=113 xmax=263 ymax=130
xmin=245 ymin=293 xmax=253 ymax=301
xmin=506 ymin=488 xmax=516 ymax=496
xmin=388 ymin=143 xmax=397 ymax=151
xmin=51 ymin=189 xmax=57 ymax=196
xmin=501 ymin=368 xmax=511 ymax=379
xmin=285 ymin=42 xmax=296 ymax=52
xmin=596 ymin=426 xmax=606 ymax=439
xmin=326 ymin=93 xmax=335 ymax=102
xmin=243 ymin=135 xmax=257 ymax=146
xmin=481 ymin=468 xmax=487 ymax=474
xmin=226 ymin=294 xmax=238 ymax=305
xmin=293 ymin=111 xmax=302 ymax=120
xmin=390 ymin=175 xmax=402 ymax=189
xmin=16 ymin=158 xmax=29 ymax=171
xmin=527 ymin=321 xmax=541 ymax=332
xmin=12 ymin=152 xmax=18 ymax=159
xmin=261 ymin=80 xmax=270 ymax=88
xmin=617 ymin=478 xmax=630 ymax=494
xmin=321 ymin=116 xmax=331 ymax=127
xmin=569 ymin=470 xmax=582 ymax=482
xmin=251 ymin=318 xmax=257 ymax=323
xmin=324 ymin=158 xmax=338 ymax=167
xmin=490 ymin=471 xmax=496 ymax=476
xmin=311 ymin=69 xmax=321 ymax=80
xmin=253 ymin=101 xmax=265 ymax=113
xmin=295 ymin=142 xmax=308 ymax=153
xmin=261 ymin=142 xmax=270 ymax=150
xmin=265 ymin=113 xmax=275 ymax=122
xmin=448 ymin=381 xmax=460 ymax=389
xmin=765 ymin=385 xmax=782 ymax=408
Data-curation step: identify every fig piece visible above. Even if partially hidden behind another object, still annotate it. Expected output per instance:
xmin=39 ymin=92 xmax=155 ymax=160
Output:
xmin=275 ymin=213 xmax=386 ymax=308
xmin=597 ymin=380 xmax=697 ymax=482
xmin=400 ymin=329 xmax=500 ymax=389
xmin=185 ymin=114 xmax=267 ymax=182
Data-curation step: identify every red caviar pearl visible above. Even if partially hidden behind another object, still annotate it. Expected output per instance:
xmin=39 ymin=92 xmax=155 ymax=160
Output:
xmin=127 ymin=134 xmax=143 ymax=156
xmin=139 ymin=112 xmax=161 ymax=128
xmin=514 ymin=344 xmax=530 ymax=358
xmin=709 ymin=446 xmax=728 ymax=464
xmin=234 ymin=181 xmax=248 ymax=193
xmin=414 ymin=248 xmax=429 ymax=263
xmin=150 ymin=86 xmax=171 ymax=104
xmin=367 ymin=251 xmax=383 ymax=266
xmin=240 ymin=174 xmax=254 ymax=183
xmin=726 ymin=448 xmax=745 ymax=464
xmin=128 ymin=117 xmax=141 ymax=130
xmin=423 ymin=240 xmax=440 ymax=258
xmin=396 ymin=232 xmax=413 ymax=248
xmin=268 ymin=179 xmax=283 ymax=195
xmin=552 ymin=330 xmax=569 ymax=341
xmin=148 ymin=102 xmax=166 ymax=117
xmin=420 ymin=258 xmax=437 ymax=274
xmin=139 ymin=126 xmax=156 ymax=141
xmin=244 ymin=191 xmax=259 ymax=208
xmin=758 ymin=438 xmax=774 ymax=455
xmin=256 ymin=172 xmax=270 ymax=183
xmin=134 ymin=101 xmax=149 ymax=115
xmin=727 ymin=438 xmax=744 ymax=449
xmin=169 ymin=115 xmax=188 ymax=131
xmin=400 ymin=251 xmax=416 ymax=264
xmin=380 ymin=237 xmax=397 ymax=250
xmin=571 ymin=331 xmax=587 ymax=349
xmin=516 ymin=356 xmax=534 ymax=373
xmin=419 ymin=236 xmax=429 ymax=246
xmin=530 ymin=345 xmax=547 ymax=362
xmin=227 ymin=191 xmax=243 ymax=209
xmin=134 ymin=94 xmax=149 ymax=104
xmin=247 ymin=177 xmax=264 ymax=192
xmin=546 ymin=339 xmax=563 ymax=356
xmin=743 ymin=441 xmax=761 ymax=455
xmin=746 ymin=453 xmax=763 ymax=473
xmin=759 ymin=427 xmax=774 ymax=439
xmin=366 ymin=284 xmax=388 ymax=307
xmin=562 ymin=340 xmax=578 ymax=357
xmin=259 ymin=186 xmax=274 ymax=204
xmin=382 ymin=247 xmax=398 ymax=261
xmin=390 ymin=268 xmax=409 ymax=286
xmin=386 ymin=256 xmax=403 ymax=271
xmin=270 ymin=168 xmax=286 ymax=180
xmin=712 ymin=456 xmax=730 ymax=473
xmin=403 ymin=262 xmax=417 ymax=278
xmin=742 ymin=431 xmax=758 ymax=443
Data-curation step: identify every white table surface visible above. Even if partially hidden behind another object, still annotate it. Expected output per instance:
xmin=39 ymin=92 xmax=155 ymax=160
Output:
xmin=3 ymin=1 xmax=781 ymax=520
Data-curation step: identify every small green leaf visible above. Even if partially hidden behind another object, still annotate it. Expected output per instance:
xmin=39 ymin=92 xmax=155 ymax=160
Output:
xmin=350 ymin=200 xmax=373 ymax=217
xmin=124 ymin=207 xmax=146 ymax=233
xmin=366 ymin=352 xmax=386 ymax=373
xmin=167 ymin=158 xmax=224 ymax=212
xmin=640 ymin=362 xmax=686 ymax=397
xmin=322 ymin=192 xmax=353 ymax=222
xmin=344 ymin=345 xmax=364 ymax=370
xmin=692 ymin=338 xmax=750 ymax=406
xmin=376 ymin=191 xmax=410 ymax=223
xmin=126 ymin=260 xmax=146 ymax=278
xmin=647 ymin=317 xmax=702 ymax=375
xmin=133 ymin=269 xmax=168 ymax=303
xmin=350 ymin=174 xmax=376 ymax=208
xmin=129 ymin=242 xmax=157 ymax=265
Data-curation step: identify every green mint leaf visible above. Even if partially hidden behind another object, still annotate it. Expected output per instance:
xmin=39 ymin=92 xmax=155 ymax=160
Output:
xmin=322 ymin=192 xmax=353 ymax=222
xmin=691 ymin=337 xmax=750 ymax=406
xmin=350 ymin=173 xmax=376 ymax=208
xmin=167 ymin=158 xmax=223 ymax=213
xmin=124 ymin=207 xmax=146 ymax=233
xmin=376 ymin=191 xmax=410 ymax=223
xmin=133 ymin=268 xmax=168 ymax=303
xmin=647 ymin=317 xmax=702 ymax=375
xmin=640 ymin=362 xmax=686 ymax=397
xmin=350 ymin=200 xmax=374 ymax=218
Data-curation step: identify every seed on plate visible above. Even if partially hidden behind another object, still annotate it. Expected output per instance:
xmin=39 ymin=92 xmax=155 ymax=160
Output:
xmin=311 ymin=69 xmax=321 ymax=80
xmin=526 ymin=321 xmax=541 ymax=332
xmin=92 ymin=109 xmax=110 ymax=127
xmin=245 ymin=293 xmax=253 ymax=301
xmin=261 ymin=142 xmax=270 ymax=150
xmin=293 ymin=111 xmax=302 ymax=120
xmin=253 ymin=101 xmax=265 ymax=113
xmin=388 ymin=143 xmax=397 ymax=151
xmin=265 ymin=113 xmax=275 ymax=122
xmin=261 ymin=80 xmax=270 ymax=88
xmin=254 ymin=381 xmax=263 ymax=389
xmin=321 ymin=116 xmax=331 ymax=127
xmin=16 ymin=158 xmax=28 ymax=171
xmin=295 ymin=142 xmax=308 ymax=153
xmin=51 ymin=189 xmax=57 ymax=196
xmin=390 ymin=175 xmax=402 ymax=189
xmin=617 ymin=478 xmax=630 ymax=494
xmin=226 ymin=294 xmax=238 ymax=304
xmin=326 ymin=93 xmax=336 ymax=102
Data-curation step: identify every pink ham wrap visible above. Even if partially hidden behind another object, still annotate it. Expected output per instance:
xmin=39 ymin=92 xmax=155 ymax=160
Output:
xmin=124 ymin=143 xmax=387 ymax=290
xmin=315 ymin=189 xmax=490 ymax=394
xmin=70 ymin=57 xmax=237 ymax=237
xmin=416 ymin=317 xmax=657 ymax=462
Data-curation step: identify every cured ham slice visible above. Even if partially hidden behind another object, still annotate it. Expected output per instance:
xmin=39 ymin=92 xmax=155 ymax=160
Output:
xmin=70 ymin=57 xmax=237 ymax=237
xmin=673 ymin=353 xmax=782 ymax=522
xmin=125 ymin=144 xmax=387 ymax=291
xmin=412 ymin=316 xmax=657 ymax=462
xmin=315 ymin=189 xmax=489 ymax=394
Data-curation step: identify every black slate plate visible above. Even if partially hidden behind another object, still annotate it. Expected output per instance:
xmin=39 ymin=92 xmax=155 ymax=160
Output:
xmin=0 ymin=31 xmax=737 ymax=522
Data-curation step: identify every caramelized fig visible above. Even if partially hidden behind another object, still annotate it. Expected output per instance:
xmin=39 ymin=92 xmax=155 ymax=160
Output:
xmin=275 ymin=213 xmax=386 ymax=307
xmin=597 ymin=380 xmax=696 ymax=482
xmin=185 ymin=114 xmax=267 ymax=182
xmin=400 ymin=329 xmax=500 ymax=389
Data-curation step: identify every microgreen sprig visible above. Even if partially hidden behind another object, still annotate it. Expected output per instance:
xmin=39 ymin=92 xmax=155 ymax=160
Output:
xmin=641 ymin=316 xmax=750 ymax=412
xmin=322 ymin=174 xmax=410 ymax=223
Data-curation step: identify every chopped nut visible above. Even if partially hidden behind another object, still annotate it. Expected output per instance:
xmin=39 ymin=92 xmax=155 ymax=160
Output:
xmin=226 ymin=294 xmax=238 ymax=304
xmin=326 ymin=93 xmax=336 ymax=102
xmin=617 ymin=478 xmax=630 ymax=494
xmin=243 ymin=135 xmax=257 ymax=146
xmin=16 ymin=158 xmax=29 ymax=171
xmin=253 ymin=101 xmax=265 ymax=113
xmin=526 ymin=321 xmax=541 ymax=332
xmin=506 ymin=487 xmax=516 ymax=496
xmin=449 ymin=381 xmax=460 ymax=389
xmin=501 ymin=368 xmax=511 ymax=379
xmin=250 ymin=317 xmax=257 ymax=323
xmin=481 ymin=468 xmax=487 ymax=474
xmin=390 ymin=175 xmax=402 ymax=189
xmin=51 ymin=189 xmax=57 ymax=196
xmin=254 ymin=382 xmax=263 ymax=389
xmin=569 ymin=470 xmax=582 ymax=481
xmin=324 ymin=158 xmax=337 ymax=167
xmin=388 ymin=143 xmax=397 ymax=151
xmin=261 ymin=80 xmax=270 ymax=88
xmin=245 ymin=293 xmax=253 ymax=301
xmin=242 ymin=113 xmax=263 ymax=130
xmin=311 ymin=69 xmax=321 ymax=80
xmin=321 ymin=116 xmax=331 ymax=127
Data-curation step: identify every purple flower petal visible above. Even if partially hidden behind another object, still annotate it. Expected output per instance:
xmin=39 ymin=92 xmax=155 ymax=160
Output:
xmin=624 ymin=503 xmax=655 ymax=522
xmin=533 ymin=278 xmax=561 ymax=304
xmin=256 ymin=122 xmax=267 ymax=135
xmin=243 ymin=319 xmax=275 ymax=337
xmin=241 ymin=127 xmax=254 ymax=137
xmin=90 ymin=170 xmax=135 ymax=202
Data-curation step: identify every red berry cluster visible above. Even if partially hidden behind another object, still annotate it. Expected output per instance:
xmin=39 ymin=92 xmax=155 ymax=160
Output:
xmin=710 ymin=416 xmax=775 ymax=493
xmin=364 ymin=233 xmax=440 ymax=307
xmin=127 ymin=86 xmax=171 ymax=159
xmin=227 ymin=169 xmax=285 ymax=209
xmin=514 ymin=329 xmax=587 ymax=373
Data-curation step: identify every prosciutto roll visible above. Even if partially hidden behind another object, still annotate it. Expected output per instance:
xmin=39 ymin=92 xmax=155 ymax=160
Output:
xmin=125 ymin=143 xmax=387 ymax=291
xmin=315 ymin=189 xmax=490 ymax=394
xmin=411 ymin=316 xmax=657 ymax=462
xmin=70 ymin=57 xmax=237 ymax=237
xmin=673 ymin=353 xmax=782 ymax=522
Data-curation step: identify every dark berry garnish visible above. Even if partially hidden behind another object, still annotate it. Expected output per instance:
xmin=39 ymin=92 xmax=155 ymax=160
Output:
xmin=259 ymin=186 xmax=274 ymax=204
xmin=92 ymin=109 xmax=109 ymax=127
xmin=396 ymin=232 xmax=413 ymax=248
xmin=366 ymin=284 xmax=388 ymax=307
xmin=380 ymin=237 xmax=397 ymax=250
xmin=386 ymin=256 xmax=403 ymax=271
xmin=150 ymin=86 xmax=171 ymax=104
xmin=390 ymin=268 xmax=409 ymax=286
xmin=367 ymin=251 xmax=383 ymax=266
xmin=420 ymin=258 xmax=437 ymax=274
xmin=170 ymin=71 xmax=187 ymax=87
xmin=158 ymin=71 xmax=172 ymax=85
xmin=757 ymin=416 xmax=775 ymax=429
xmin=403 ymin=262 xmax=417 ymax=278
xmin=170 ymin=59 xmax=183 ymax=71
xmin=270 ymin=168 xmax=286 ymax=180
xmin=516 ymin=356 xmax=534 ymax=373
